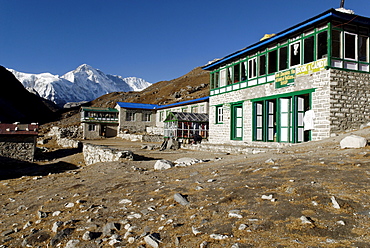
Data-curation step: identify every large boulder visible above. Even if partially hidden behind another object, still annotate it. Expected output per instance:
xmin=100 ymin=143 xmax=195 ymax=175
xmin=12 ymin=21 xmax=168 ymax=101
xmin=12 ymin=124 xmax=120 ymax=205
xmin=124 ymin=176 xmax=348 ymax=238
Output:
xmin=154 ymin=159 xmax=174 ymax=170
xmin=340 ymin=135 xmax=368 ymax=149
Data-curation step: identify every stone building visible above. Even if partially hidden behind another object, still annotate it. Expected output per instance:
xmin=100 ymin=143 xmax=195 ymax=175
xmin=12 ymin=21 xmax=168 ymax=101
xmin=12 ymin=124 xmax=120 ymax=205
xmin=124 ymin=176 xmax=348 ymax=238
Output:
xmin=116 ymin=97 xmax=209 ymax=135
xmin=80 ymin=107 xmax=119 ymax=139
xmin=0 ymin=123 xmax=38 ymax=161
xmin=202 ymin=8 xmax=370 ymax=145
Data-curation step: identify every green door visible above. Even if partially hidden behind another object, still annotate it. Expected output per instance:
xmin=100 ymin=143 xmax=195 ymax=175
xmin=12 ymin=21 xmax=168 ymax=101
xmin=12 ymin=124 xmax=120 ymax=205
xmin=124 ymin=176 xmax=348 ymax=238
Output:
xmin=231 ymin=104 xmax=243 ymax=140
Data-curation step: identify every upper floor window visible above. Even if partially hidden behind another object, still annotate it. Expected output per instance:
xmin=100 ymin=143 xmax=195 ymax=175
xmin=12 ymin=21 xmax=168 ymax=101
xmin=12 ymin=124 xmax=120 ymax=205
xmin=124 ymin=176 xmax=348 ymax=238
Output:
xmin=233 ymin=63 xmax=240 ymax=83
xmin=279 ymin=46 xmax=288 ymax=70
xmin=317 ymin=31 xmax=328 ymax=59
xmin=268 ymin=50 xmax=278 ymax=74
xmin=259 ymin=54 xmax=266 ymax=76
xmin=248 ymin=58 xmax=257 ymax=79
xmin=290 ymin=41 xmax=301 ymax=66
xmin=344 ymin=32 xmax=357 ymax=60
xmin=304 ymin=36 xmax=314 ymax=64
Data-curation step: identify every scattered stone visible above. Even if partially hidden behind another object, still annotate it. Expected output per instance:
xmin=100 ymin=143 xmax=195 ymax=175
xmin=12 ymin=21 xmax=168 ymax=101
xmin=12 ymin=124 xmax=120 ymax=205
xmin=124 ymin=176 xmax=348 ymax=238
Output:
xmin=200 ymin=241 xmax=208 ymax=248
xmin=22 ymin=231 xmax=50 ymax=247
xmin=52 ymin=211 xmax=62 ymax=216
xmin=119 ymin=199 xmax=132 ymax=204
xmin=238 ymin=224 xmax=248 ymax=230
xmin=65 ymin=202 xmax=75 ymax=208
xmin=1 ymin=229 xmax=14 ymax=236
xmin=38 ymin=211 xmax=48 ymax=218
xmin=265 ymin=158 xmax=275 ymax=164
xmin=154 ymin=159 xmax=174 ymax=170
xmin=210 ymin=233 xmax=228 ymax=240
xmin=82 ymin=231 xmax=95 ymax=241
xmin=144 ymin=234 xmax=160 ymax=248
xmin=174 ymin=157 xmax=201 ymax=166
xmin=192 ymin=226 xmax=202 ymax=235
xmin=102 ymin=222 xmax=119 ymax=236
xmin=228 ymin=210 xmax=243 ymax=219
xmin=174 ymin=193 xmax=190 ymax=206
xmin=65 ymin=239 xmax=80 ymax=248
xmin=331 ymin=196 xmax=341 ymax=209
xmin=51 ymin=221 xmax=63 ymax=233
xmin=300 ymin=216 xmax=313 ymax=224
xmin=337 ymin=220 xmax=346 ymax=225
xmin=23 ymin=221 xmax=32 ymax=229
xmin=340 ymin=135 xmax=367 ymax=149
xmin=50 ymin=228 xmax=74 ymax=247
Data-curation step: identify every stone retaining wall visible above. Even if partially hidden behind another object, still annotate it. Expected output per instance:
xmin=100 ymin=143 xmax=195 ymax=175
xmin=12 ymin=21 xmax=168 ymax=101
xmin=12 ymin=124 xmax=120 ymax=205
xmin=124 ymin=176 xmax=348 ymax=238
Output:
xmin=83 ymin=143 xmax=134 ymax=166
xmin=0 ymin=136 xmax=36 ymax=162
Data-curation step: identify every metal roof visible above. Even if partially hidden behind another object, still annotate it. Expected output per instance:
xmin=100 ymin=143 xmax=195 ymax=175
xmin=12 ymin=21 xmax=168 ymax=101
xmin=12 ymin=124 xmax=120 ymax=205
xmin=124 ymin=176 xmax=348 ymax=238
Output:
xmin=116 ymin=102 xmax=158 ymax=110
xmin=156 ymin=96 xmax=209 ymax=110
xmin=164 ymin=112 xmax=209 ymax=122
xmin=116 ymin=97 xmax=209 ymax=110
xmin=81 ymin=107 xmax=118 ymax=112
xmin=0 ymin=123 xmax=38 ymax=135
xmin=202 ymin=8 xmax=370 ymax=71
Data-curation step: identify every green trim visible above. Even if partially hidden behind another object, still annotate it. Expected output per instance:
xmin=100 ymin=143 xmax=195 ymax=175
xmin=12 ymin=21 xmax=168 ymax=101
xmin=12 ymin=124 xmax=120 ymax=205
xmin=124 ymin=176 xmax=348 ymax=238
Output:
xmin=250 ymin=88 xmax=316 ymax=102
xmin=326 ymin=66 xmax=370 ymax=74
xmin=230 ymin=103 xmax=243 ymax=141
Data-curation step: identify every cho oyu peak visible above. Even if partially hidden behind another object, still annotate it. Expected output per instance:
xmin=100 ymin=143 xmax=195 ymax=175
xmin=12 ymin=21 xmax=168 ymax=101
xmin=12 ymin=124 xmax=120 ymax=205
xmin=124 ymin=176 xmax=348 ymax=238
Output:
xmin=9 ymin=64 xmax=152 ymax=107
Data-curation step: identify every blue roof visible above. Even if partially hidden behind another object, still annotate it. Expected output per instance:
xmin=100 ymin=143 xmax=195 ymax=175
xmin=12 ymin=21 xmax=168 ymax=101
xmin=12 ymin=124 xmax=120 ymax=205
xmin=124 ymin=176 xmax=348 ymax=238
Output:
xmin=116 ymin=96 xmax=209 ymax=110
xmin=116 ymin=102 xmax=158 ymax=110
xmin=202 ymin=9 xmax=370 ymax=70
xmin=156 ymin=96 xmax=209 ymax=110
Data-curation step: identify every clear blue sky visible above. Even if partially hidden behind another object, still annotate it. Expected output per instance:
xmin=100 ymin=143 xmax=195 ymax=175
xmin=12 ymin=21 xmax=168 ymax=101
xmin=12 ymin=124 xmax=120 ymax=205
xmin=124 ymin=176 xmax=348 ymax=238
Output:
xmin=1 ymin=0 xmax=369 ymax=83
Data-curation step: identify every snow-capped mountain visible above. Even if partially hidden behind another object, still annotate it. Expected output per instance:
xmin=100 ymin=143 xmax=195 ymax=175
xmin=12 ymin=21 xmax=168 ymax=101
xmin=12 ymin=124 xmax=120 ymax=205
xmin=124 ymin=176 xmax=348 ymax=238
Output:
xmin=8 ymin=64 xmax=151 ymax=107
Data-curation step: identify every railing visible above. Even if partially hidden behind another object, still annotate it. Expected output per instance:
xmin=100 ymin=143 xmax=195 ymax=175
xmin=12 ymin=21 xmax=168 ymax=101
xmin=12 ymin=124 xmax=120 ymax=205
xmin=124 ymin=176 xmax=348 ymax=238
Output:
xmin=81 ymin=117 xmax=119 ymax=122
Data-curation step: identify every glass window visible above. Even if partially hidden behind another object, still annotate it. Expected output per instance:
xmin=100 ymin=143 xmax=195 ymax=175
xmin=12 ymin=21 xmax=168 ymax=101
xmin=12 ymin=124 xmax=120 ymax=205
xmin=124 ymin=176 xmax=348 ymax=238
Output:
xmin=268 ymin=50 xmax=277 ymax=74
xmin=279 ymin=46 xmax=288 ymax=71
xmin=290 ymin=41 xmax=301 ymax=66
xmin=259 ymin=54 xmax=266 ymax=76
xmin=216 ymin=106 xmax=223 ymax=123
xmin=248 ymin=58 xmax=257 ymax=79
xmin=317 ymin=31 xmax=328 ymax=59
xmin=359 ymin=35 xmax=368 ymax=62
xmin=304 ymin=36 xmax=314 ymax=64
xmin=227 ymin=67 xmax=232 ymax=85
xmin=219 ymin=69 xmax=227 ymax=87
xmin=142 ymin=113 xmax=151 ymax=122
xmin=233 ymin=63 xmax=240 ymax=83
xmin=241 ymin=61 xmax=247 ymax=81
xmin=88 ymin=124 xmax=96 ymax=131
xmin=332 ymin=30 xmax=342 ymax=58
xmin=344 ymin=32 xmax=357 ymax=60
xmin=126 ymin=112 xmax=135 ymax=121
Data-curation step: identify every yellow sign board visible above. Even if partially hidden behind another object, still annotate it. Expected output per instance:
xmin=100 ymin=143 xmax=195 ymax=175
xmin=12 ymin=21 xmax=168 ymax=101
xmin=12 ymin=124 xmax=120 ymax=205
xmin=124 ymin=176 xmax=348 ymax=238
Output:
xmin=296 ymin=58 xmax=327 ymax=76
xmin=275 ymin=68 xmax=296 ymax=88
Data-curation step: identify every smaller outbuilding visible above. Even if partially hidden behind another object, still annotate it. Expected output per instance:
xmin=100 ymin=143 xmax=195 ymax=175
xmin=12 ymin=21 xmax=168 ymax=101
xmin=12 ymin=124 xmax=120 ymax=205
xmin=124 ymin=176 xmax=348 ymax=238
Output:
xmin=0 ymin=123 xmax=38 ymax=161
xmin=163 ymin=112 xmax=209 ymax=143
xmin=80 ymin=107 xmax=119 ymax=139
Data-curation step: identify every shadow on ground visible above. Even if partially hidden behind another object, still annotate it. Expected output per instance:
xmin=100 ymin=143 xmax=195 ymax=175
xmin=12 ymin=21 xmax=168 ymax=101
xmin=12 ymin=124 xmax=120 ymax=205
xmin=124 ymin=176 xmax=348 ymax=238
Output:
xmin=0 ymin=156 xmax=79 ymax=180
xmin=35 ymin=147 xmax=82 ymax=161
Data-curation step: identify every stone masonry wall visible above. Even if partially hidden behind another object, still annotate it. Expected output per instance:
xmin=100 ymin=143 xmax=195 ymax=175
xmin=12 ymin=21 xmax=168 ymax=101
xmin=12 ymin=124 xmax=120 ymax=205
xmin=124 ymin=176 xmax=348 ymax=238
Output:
xmin=83 ymin=143 xmax=134 ymax=166
xmin=0 ymin=136 xmax=36 ymax=161
xmin=209 ymin=69 xmax=331 ymax=144
xmin=329 ymin=69 xmax=370 ymax=133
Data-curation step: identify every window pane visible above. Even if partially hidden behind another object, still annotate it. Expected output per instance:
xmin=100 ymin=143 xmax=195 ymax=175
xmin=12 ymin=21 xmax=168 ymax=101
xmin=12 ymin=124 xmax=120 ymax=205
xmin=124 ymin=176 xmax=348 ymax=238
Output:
xmin=268 ymin=50 xmax=277 ymax=74
xmin=290 ymin=42 xmax=301 ymax=66
xmin=220 ymin=69 xmax=227 ymax=86
xmin=227 ymin=67 xmax=232 ymax=85
xmin=332 ymin=30 xmax=341 ymax=58
xmin=345 ymin=33 xmax=356 ymax=60
xmin=304 ymin=36 xmax=314 ymax=64
xmin=359 ymin=36 xmax=368 ymax=62
xmin=248 ymin=58 xmax=256 ymax=79
xmin=233 ymin=63 xmax=240 ymax=83
xmin=241 ymin=62 xmax=247 ymax=81
xmin=259 ymin=54 xmax=266 ymax=76
xmin=317 ymin=31 xmax=328 ymax=59
xmin=279 ymin=46 xmax=288 ymax=70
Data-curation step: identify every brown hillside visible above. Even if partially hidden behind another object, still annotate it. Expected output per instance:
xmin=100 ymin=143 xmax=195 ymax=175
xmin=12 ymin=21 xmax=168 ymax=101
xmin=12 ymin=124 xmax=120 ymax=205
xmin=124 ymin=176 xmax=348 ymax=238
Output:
xmin=46 ymin=67 xmax=209 ymax=129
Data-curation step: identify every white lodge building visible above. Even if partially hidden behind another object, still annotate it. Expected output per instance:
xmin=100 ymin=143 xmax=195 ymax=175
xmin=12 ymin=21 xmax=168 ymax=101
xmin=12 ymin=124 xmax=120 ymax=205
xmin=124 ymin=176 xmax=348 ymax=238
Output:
xmin=203 ymin=8 xmax=370 ymax=145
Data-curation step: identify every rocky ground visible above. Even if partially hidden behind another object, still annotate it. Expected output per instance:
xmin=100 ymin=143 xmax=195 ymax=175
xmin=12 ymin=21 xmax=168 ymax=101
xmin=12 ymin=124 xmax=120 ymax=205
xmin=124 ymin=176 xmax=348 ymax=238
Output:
xmin=1 ymin=128 xmax=370 ymax=247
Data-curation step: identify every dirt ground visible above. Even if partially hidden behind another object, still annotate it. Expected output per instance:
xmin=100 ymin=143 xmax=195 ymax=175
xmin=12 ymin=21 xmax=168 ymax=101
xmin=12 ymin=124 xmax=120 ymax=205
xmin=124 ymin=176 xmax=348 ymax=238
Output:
xmin=1 ymin=129 xmax=370 ymax=247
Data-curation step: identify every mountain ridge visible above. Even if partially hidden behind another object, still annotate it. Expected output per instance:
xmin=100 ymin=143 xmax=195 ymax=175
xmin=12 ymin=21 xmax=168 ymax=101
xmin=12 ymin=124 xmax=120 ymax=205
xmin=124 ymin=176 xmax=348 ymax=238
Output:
xmin=9 ymin=64 xmax=152 ymax=107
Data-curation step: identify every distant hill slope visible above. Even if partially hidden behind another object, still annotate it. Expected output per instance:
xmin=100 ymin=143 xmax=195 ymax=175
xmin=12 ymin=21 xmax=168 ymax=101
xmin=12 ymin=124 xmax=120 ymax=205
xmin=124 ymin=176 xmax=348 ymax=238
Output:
xmin=9 ymin=64 xmax=152 ymax=107
xmin=0 ymin=66 xmax=56 ymax=124
xmin=44 ymin=67 xmax=210 ymax=128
